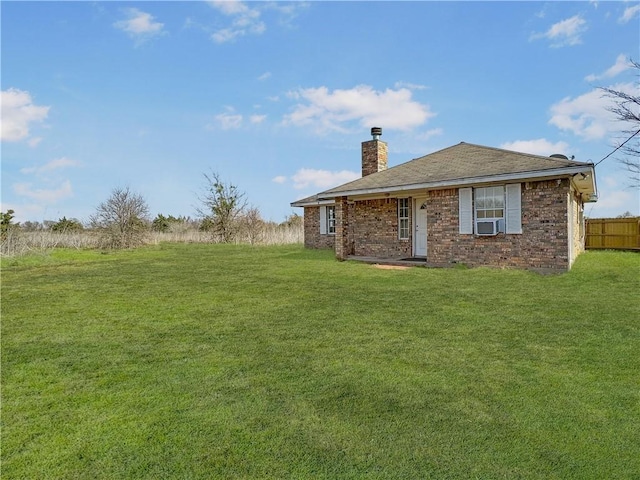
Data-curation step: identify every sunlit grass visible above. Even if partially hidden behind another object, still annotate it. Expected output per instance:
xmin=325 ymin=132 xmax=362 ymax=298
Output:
xmin=2 ymin=246 xmax=639 ymax=478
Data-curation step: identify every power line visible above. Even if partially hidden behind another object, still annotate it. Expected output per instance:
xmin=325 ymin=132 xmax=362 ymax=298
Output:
xmin=594 ymin=128 xmax=640 ymax=166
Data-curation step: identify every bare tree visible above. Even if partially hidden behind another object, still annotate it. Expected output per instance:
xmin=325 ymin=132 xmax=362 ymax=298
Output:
xmin=90 ymin=186 xmax=150 ymax=248
xmin=600 ymin=59 xmax=640 ymax=188
xmin=237 ymin=207 xmax=264 ymax=245
xmin=196 ymin=171 xmax=247 ymax=243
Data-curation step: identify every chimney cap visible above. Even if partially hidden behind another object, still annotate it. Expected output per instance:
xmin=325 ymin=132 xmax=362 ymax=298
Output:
xmin=371 ymin=127 xmax=382 ymax=140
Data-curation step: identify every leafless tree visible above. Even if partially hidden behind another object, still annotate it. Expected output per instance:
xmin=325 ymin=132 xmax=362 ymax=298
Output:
xmin=90 ymin=186 xmax=150 ymax=248
xmin=196 ymin=171 xmax=247 ymax=243
xmin=600 ymin=59 xmax=640 ymax=188
xmin=237 ymin=207 xmax=265 ymax=245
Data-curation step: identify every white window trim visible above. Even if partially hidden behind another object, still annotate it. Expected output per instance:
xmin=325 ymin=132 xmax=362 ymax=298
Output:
xmin=474 ymin=186 xmax=506 ymax=234
xmin=398 ymin=198 xmax=410 ymax=240
xmin=319 ymin=206 xmax=327 ymax=235
xmin=505 ymin=183 xmax=522 ymax=234
xmin=327 ymin=205 xmax=336 ymax=235
xmin=459 ymin=183 xmax=522 ymax=235
xmin=459 ymin=188 xmax=473 ymax=234
xmin=319 ymin=205 xmax=335 ymax=235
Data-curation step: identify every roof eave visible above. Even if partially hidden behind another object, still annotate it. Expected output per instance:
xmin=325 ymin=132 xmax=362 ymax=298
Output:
xmin=317 ymin=165 xmax=596 ymax=200
xmin=290 ymin=198 xmax=335 ymax=208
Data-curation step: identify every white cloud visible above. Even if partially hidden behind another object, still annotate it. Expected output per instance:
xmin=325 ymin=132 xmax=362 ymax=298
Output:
xmin=394 ymin=81 xmax=428 ymax=91
xmin=284 ymin=84 xmax=434 ymax=134
xmin=206 ymin=107 xmax=265 ymax=130
xmin=549 ymin=83 xmax=636 ymax=140
xmin=0 ymin=202 xmax=49 ymax=223
xmin=264 ymin=1 xmax=310 ymax=25
xmin=530 ymin=14 xmax=587 ymax=47
xmin=114 ymin=8 xmax=165 ymax=44
xmin=587 ymin=174 xmax=639 ymax=218
xmin=603 ymin=176 xmax=618 ymax=188
xmin=20 ymin=157 xmax=81 ymax=175
xmin=500 ymin=139 xmax=570 ymax=157
xmin=209 ymin=0 xmax=265 ymax=43
xmin=291 ymin=168 xmax=359 ymax=190
xmin=416 ymin=128 xmax=443 ymax=141
xmin=13 ymin=180 xmax=73 ymax=203
xmin=1 ymin=88 xmax=50 ymax=142
xmin=214 ymin=112 xmax=243 ymax=130
xmin=585 ymin=54 xmax=632 ymax=82
xmin=249 ymin=114 xmax=266 ymax=124
xmin=619 ymin=4 xmax=640 ymax=23
xmin=594 ymin=188 xmax=636 ymax=211
xmin=258 ymin=72 xmax=272 ymax=81
xmin=272 ymin=175 xmax=287 ymax=184
xmin=207 ymin=107 xmax=243 ymax=130
xmin=208 ymin=0 xmax=248 ymax=16
xmin=28 ymin=137 xmax=43 ymax=148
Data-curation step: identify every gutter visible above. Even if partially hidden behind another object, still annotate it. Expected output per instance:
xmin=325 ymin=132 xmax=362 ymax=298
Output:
xmin=315 ymin=165 xmax=596 ymax=200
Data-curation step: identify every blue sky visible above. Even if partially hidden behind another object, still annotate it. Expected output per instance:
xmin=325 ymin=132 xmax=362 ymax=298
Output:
xmin=2 ymin=1 xmax=639 ymax=224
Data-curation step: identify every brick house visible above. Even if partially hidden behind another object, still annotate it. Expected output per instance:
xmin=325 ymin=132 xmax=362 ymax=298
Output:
xmin=291 ymin=128 xmax=598 ymax=272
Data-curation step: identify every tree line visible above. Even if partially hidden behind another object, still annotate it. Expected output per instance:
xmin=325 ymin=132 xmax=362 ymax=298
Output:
xmin=2 ymin=172 xmax=303 ymax=251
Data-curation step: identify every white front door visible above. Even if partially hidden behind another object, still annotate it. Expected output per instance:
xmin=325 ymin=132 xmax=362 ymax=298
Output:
xmin=415 ymin=198 xmax=427 ymax=257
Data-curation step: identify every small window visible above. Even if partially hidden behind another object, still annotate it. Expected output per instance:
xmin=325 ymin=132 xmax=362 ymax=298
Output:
xmin=475 ymin=186 xmax=504 ymax=220
xmin=327 ymin=206 xmax=336 ymax=234
xmin=398 ymin=198 xmax=409 ymax=240
xmin=459 ymin=184 xmax=521 ymax=235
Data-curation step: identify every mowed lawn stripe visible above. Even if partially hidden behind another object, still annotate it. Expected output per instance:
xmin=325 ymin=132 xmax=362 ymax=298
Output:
xmin=2 ymin=245 xmax=639 ymax=479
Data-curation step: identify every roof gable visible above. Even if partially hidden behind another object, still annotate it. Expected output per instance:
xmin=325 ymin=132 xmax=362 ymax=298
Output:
xmin=291 ymin=142 xmax=597 ymax=207
xmin=321 ymin=142 xmax=592 ymax=196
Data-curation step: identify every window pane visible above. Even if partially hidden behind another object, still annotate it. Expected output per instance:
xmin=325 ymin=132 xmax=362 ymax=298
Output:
xmin=475 ymin=186 xmax=506 ymax=221
xmin=327 ymin=206 xmax=336 ymax=233
xmin=400 ymin=218 xmax=409 ymax=239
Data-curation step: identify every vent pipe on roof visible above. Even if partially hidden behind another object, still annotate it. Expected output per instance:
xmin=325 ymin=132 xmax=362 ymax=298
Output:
xmin=550 ymin=153 xmax=569 ymax=160
xmin=371 ymin=127 xmax=382 ymax=140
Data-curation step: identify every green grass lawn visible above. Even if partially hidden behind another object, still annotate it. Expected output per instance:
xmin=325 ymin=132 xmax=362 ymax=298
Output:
xmin=2 ymin=245 xmax=639 ymax=479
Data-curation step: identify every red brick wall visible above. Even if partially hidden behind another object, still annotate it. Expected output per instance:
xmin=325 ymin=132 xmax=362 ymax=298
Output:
xmin=361 ymin=140 xmax=388 ymax=177
xmin=335 ymin=197 xmax=350 ymax=260
xmin=427 ymin=180 xmax=571 ymax=271
xmin=302 ymin=179 xmax=579 ymax=271
xmin=303 ymin=206 xmax=334 ymax=249
xmin=349 ymin=198 xmax=412 ymax=258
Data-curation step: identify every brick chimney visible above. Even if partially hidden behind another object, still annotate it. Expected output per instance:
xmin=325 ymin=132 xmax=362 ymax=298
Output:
xmin=361 ymin=127 xmax=388 ymax=177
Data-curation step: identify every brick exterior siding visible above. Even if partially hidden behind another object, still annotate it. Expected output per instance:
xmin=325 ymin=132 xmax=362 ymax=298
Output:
xmin=302 ymin=179 xmax=585 ymax=272
xmin=426 ymin=180 xmax=572 ymax=272
xmin=303 ymin=206 xmax=334 ymax=249
xmin=349 ymin=198 xmax=411 ymax=258
xmin=361 ymin=139 xmax=388 ymax=176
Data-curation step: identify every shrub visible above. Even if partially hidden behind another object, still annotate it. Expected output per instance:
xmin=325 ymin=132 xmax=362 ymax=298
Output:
xmin=90 ymin=187 xmax=150 ymax=249
xmin=51 ymin=217 xmax=84 ymax=233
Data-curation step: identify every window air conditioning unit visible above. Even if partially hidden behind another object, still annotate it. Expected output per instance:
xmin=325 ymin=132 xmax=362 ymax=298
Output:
xmin=476 ymin=219 xmax=501 ymax=236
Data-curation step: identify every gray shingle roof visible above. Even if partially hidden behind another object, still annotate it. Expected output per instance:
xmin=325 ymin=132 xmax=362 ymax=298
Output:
xmin=328 ymin=142 xmax=590 ymax=193
xmin=291 ymin=142 xmax=596 ymax=206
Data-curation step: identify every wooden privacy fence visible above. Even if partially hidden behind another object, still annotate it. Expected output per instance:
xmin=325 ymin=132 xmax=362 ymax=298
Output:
xmin=586 ymin=217 xmax=640 ymax=250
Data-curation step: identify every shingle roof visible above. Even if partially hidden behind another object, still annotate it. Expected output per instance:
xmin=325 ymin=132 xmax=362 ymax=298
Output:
xmin=326 ymin=142 xmax=591 ymax=194
xmin=291 ymin=142 xmax=596 ymax=207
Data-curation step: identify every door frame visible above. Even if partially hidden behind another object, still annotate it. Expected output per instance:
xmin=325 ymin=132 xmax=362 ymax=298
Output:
xmin=413 ymin=197 xmax=428 ymax=257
